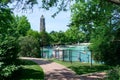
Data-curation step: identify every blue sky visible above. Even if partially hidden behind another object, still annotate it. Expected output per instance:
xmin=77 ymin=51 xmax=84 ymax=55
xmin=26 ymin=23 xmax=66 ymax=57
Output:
xmin=13 ymin=5 xmax=71 ymax=33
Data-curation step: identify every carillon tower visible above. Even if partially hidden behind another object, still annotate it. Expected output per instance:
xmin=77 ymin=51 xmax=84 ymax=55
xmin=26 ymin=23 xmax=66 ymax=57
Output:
xmin=40 ymin=15 xmax=46 ymax=32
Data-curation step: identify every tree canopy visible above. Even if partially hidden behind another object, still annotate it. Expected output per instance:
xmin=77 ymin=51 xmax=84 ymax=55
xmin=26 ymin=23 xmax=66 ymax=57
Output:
xmin=14 ymin=15 xmax=31 ymax=36
xmin=7 ymin=0 xmax=120 ymax=12
xmin=70 ymin=0 xmax=120 ymax=65
xmin=1 ymin=0 xmax=119 ymax=17
xmin=0 ymin=7 xmax=20 ymax=78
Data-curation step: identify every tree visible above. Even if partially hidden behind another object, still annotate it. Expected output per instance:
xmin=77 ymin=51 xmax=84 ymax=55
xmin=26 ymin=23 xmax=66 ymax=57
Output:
xmin=1 ymin=0 xmax=119 ymax=20
xmin=18 ymin=36 xmax=40 ymax=57
xmin=57 ymin=31 xmax=67 ymax=44
xmin=0 ymin=8 xmax=20 ymax=79
xmin=49 ymin=28 xmax=85 ymax=45
xmin=0 ymin=3 xmax=31 ymax=79
xmin=40 ymin=31 xmax=51 ymax=47
xmin=27 ymin=29 xmax=40 ymax=40
xmin=13 ymin=15 xmax=31 ymax=36
xmin=7 ymin=0 xmax=120 ymax=18
xmin=50 ymin=31 xmax=67 ymax=45
xmin=70 ymin=0 xmax=120 ymax=65
xmin=65 ymin=26 xmax=85 ymax=44
xmin=27 ymin=29 xmax=41 ymax=56
xmin=7 ymin=0 xmax=120 ymax=11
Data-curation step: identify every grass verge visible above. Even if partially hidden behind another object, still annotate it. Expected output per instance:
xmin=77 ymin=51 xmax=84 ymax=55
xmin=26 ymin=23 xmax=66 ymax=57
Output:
xmin=11 ymin=59 xmax=44 ymax=80
xmin=49 ymin=59 xmax=112 ymax=75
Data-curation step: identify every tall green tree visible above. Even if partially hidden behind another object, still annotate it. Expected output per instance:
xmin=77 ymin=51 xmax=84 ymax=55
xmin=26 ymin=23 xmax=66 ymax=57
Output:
xmin=70 ymin=0 xmax=120 ymax=65
xmin=13 ymin=15 xmax=31 ymax=36
xmin=0 ymin=1 xmax=31 ymax=78
xmin=27 ymin=29 xmax=40 ymax=39
xmin=40 ymin=31 xmax=50 ymax=47
xmin=0 ymin=7 xmax=20 ymax=79
xmin=18 ymin=29 xmax=40 ymax=57
xmin=18 ymin=36 xmax=40 ymax=57
xmin=27 ymin=29 xmax=40 ymax=57
xmin=65 ymin=26 xmax=85 ymax=44
xmin=50 ymin=31 xmax=67 ymax=45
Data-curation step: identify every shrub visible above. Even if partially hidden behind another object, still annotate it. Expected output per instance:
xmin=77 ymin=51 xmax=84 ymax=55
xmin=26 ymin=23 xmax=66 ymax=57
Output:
xmin=0 ymin=37 xmax=19 ymax=79
xmin=106 ymin=66 xmax=120 ymax=80
xmin=18 ymin=36 xmax=40 ymax=57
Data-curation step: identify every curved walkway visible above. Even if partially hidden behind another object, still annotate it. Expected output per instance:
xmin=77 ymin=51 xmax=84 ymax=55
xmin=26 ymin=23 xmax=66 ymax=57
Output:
xmin=21 ymin=57 xmax=106 ymax=80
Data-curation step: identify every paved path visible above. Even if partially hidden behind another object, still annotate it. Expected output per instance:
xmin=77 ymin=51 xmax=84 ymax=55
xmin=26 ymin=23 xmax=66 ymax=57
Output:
xmin=21 ymin=57 xmax=106 ymax=80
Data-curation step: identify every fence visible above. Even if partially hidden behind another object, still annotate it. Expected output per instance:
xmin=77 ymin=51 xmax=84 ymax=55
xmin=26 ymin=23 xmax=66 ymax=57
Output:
xmin=41 ymin=45 xmax=94 ymax=64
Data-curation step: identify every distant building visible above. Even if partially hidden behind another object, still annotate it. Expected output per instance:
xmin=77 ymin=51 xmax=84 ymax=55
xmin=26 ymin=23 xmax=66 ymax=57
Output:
xmin=40 ymin=15 xmax=46 ymax=32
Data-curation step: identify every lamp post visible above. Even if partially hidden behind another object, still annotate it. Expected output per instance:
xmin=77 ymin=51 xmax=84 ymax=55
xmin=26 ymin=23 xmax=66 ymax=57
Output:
xmin=90 ymin=50 xmax=92 ymax=67
xmin=84 ymin=46 xmax=92 ymax=67
xmin=69 ymin=49 xmax=72 ymax=64
xmin=79 ymin=51 xmax=81 ymax=62
xmin=40 ymin=39 xmax=43 ymax=58
xmin=86 ymin=46 xmax=92 ymax=67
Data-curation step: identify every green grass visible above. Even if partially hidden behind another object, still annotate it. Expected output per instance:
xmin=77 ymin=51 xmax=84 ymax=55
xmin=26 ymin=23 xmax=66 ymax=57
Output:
xmin=12 ymin=59 xmax=44 ymax=80
xmin=49 ymin=59 xmax=112 ymax=75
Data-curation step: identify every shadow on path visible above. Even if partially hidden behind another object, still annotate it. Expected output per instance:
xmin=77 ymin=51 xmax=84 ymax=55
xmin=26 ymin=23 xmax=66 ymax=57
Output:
xmin=21 ymin=57 xmax=52 ymax=65
xmin=20 ymin=57 xmax=106 ymax=80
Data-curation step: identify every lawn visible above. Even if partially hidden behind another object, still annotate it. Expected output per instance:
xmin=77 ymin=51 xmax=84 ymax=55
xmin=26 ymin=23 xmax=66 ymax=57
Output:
xmin=49 ymin=59 xmax=112 ymax=75
xmin=11 ymin=59 xmax=44 ymax=80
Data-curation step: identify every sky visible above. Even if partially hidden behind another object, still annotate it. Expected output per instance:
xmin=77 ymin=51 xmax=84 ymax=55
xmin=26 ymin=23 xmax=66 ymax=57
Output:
xmin=13 ymin=5 xmax=71 ymax=33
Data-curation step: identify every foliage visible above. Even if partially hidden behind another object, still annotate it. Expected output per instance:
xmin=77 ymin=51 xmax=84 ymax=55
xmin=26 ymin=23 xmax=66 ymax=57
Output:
xmin=70 ymin=0 xmax=120 ymax=65
xmin=18 ymin=36 xmax=40 ymax=57
xmin=0 ymin=0 xmax=37 ymax=79
xmin=27 ymin=29 xmax=40 ymax=40
xmin=0 ymin=37 xmax=19 ymax=79
xmin=70 ymin=0 xmax=113 ymax=39
xmin=89 ymin=3 xmax=120 ymax=65
xmin=106 ymin=66 xmax=120 ymax=80
xmin=7 ymin=0 xmax=120 ymax=17
xmin=40 ymin=31 xmax=51 ymax=46
xmin=13 ymin=15 xmax=31 ymax=36
xmin=0 ymin=2 xmax=40 ymax=78
xmin=49 ymin=28 xmax=85 ymax=45
xmin=50 ymin=31 xmax=67 ymax=45
xmin=65 ymin=26 xmax=85 ymax=43
xmin=104 ymin=41 xmax=120 ymax=65
xmin=89 ymin=26 xmax=112 ymax=62
xmin=90 ymin=33 xmax=120 ymax=65
xmin=0 ymin=6 xmax=20 ymax=79
xmin=0 ymin=65 xmax=19 ymax=79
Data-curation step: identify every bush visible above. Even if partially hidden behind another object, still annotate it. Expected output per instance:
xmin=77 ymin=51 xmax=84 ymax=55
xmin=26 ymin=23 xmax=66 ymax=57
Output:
xmin=0 ymin=7 xmax=20 ymax=79
xmin=18 ymin=36 xmax=40 ymax=57
xmin=90 ymin=39 xmax=120 ymax=66
xmin=0 ymin=37 xmax=19 ymax=79
xmin=0 ymin=65 xmax=19 ymax=79
xmin=106 ymin=66 xmax=120 ymax=80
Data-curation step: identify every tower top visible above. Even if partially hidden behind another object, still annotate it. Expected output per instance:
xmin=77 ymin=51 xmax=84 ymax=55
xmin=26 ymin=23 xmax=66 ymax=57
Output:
xmin=40 ymin=15 xmax=45 ymax=32
xmin=41 ymin=15 xmax=44 ymax=18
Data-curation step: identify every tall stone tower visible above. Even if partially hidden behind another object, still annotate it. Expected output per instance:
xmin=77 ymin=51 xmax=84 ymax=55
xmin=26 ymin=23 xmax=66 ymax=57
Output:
xmin=40 ymin=15 xmax=46 ymax=32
